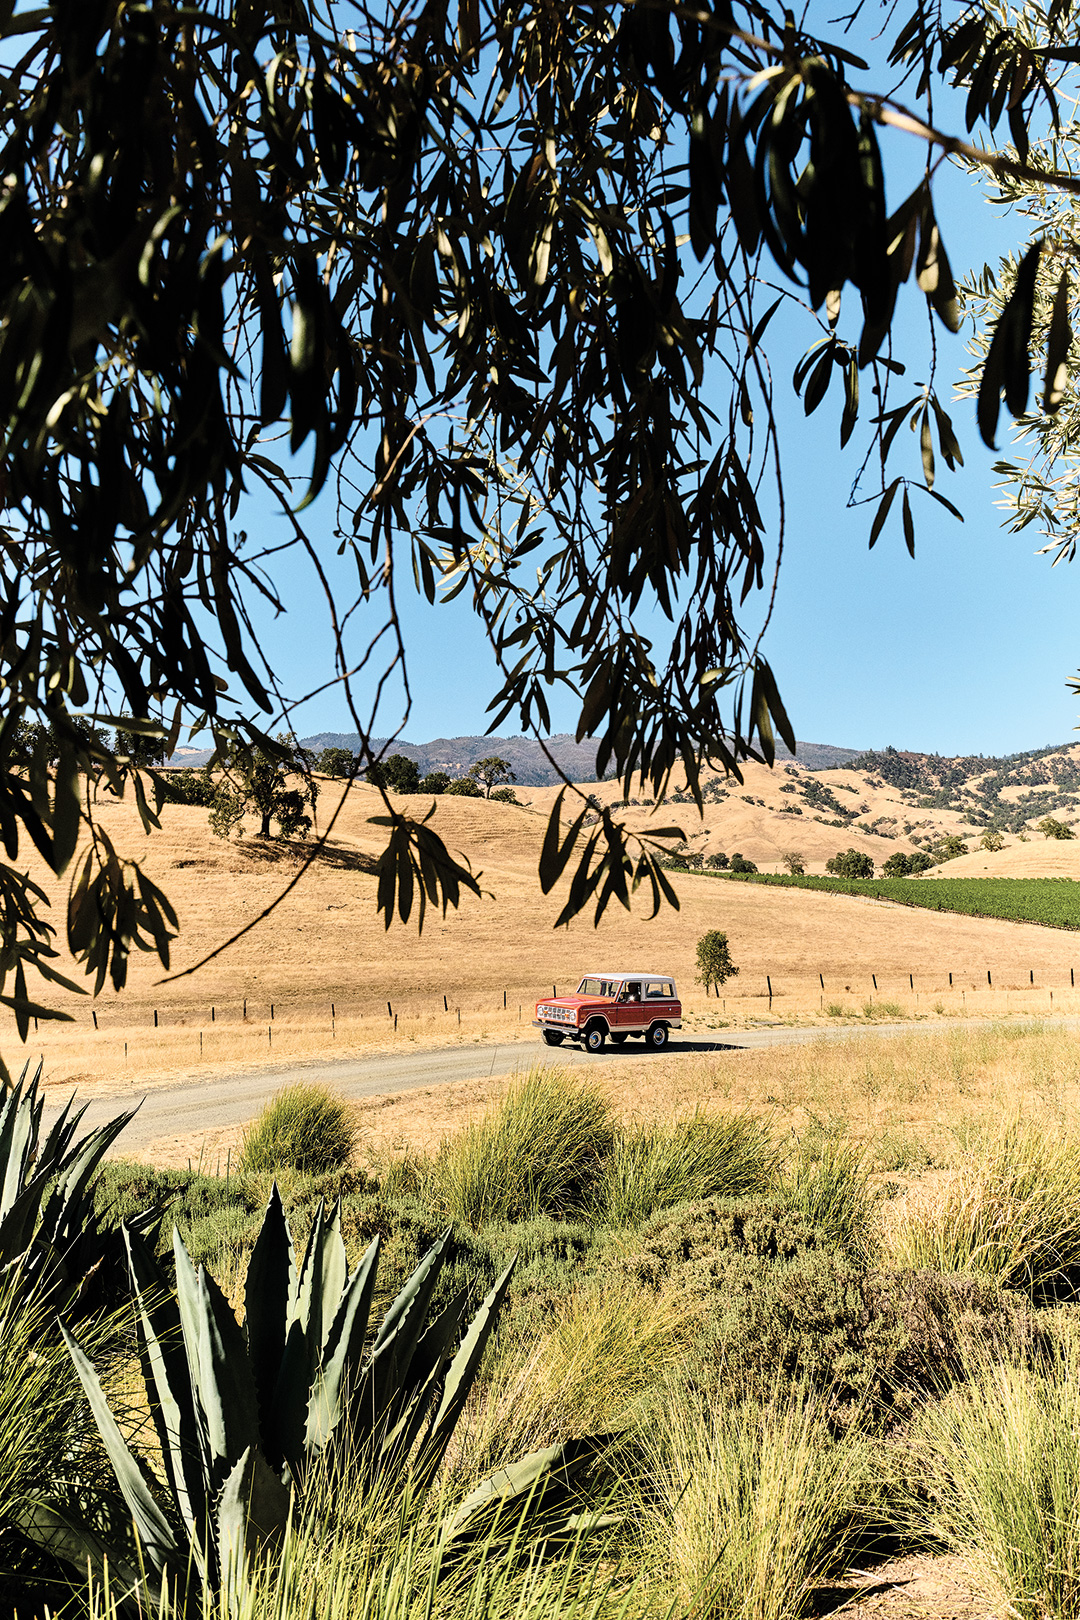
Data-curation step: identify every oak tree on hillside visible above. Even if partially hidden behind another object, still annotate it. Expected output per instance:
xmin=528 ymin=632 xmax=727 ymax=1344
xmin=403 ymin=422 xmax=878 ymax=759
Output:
xmin=826 ymin=849 xmax=875 ymax=879
xmin=366 ymin=755 xmax=421 ymax=794
xmin=467 ymin=758 xmax=517 ymax=799
xmin=208 ymin=738 xmax=318 ymax=842
xmin=3 ymin=0 xmax=1080 ymax=1039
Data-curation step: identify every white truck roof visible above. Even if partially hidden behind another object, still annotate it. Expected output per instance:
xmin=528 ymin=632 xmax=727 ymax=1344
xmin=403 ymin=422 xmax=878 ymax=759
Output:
xmin=579 ymin=971 xmax=675 ymax=980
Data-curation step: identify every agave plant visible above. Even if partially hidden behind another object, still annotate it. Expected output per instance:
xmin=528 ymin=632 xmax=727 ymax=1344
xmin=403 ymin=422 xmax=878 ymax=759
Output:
xmin=0 ymin=1062 xmax=150 ymax=1311
xmin=23 ymin=1185 xmax=584 ymax=1611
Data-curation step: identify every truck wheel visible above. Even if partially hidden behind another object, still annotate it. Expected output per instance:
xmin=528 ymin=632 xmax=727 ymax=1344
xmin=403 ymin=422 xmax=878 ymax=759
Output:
xmin=609 ymin=1032 xmax=627 ymax=1046
xmin=647 ymin=1022 xmax=669 ymax=1051
xmin=584 ymin=1022 xmax=606 ymax=1054
xmin=542 ymin=1030 xmax=565 ymax=1047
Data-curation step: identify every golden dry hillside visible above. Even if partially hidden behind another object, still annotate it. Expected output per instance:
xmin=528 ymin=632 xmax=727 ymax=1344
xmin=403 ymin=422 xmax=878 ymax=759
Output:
xmin=14 ymin=770 xmax=1080 ymax=1095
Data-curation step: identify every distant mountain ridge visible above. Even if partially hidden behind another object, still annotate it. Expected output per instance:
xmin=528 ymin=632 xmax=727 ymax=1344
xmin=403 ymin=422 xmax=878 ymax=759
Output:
xmin=294 ymin=732 xmax=865 ymax=784
xmin=163 ymin=732 xmax=1080 ymax=814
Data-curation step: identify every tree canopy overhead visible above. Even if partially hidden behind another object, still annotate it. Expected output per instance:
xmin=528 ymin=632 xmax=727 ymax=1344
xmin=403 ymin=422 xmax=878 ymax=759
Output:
xmin=1 ymin=0 xmax=1079 ymax=1036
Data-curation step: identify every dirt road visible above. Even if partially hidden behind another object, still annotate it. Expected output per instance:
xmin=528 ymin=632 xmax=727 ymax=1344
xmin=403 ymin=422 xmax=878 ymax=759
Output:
xmin=45 ymin=1017 xmax=1070 ymax=1151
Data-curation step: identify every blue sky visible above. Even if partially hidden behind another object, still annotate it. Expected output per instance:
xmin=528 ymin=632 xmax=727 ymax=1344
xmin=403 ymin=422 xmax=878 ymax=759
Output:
xmin=240 ymin=72 xmax=1080 ymax=762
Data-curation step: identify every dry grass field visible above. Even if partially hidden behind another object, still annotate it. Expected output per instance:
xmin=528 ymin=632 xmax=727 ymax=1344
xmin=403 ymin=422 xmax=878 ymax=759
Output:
xmin=12 ymin=766 xmax=1080 ymax=1101
xmin=145 ymin=1018 xmax=1080 ymax=1176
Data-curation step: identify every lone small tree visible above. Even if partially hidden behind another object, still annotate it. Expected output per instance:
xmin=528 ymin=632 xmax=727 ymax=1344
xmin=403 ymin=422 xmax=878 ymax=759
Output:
xmin=729 ymin=852 xmax=758 ymax=874
xmin=467 ymin=757 xmax=516 ymax=798
xmin=980 ymin=829 xmax=1006 ymax=853
xmin=781 ymin=851 xmax=806 ymax=875
xmin=696 ymin=931 xmax=739 ymax=999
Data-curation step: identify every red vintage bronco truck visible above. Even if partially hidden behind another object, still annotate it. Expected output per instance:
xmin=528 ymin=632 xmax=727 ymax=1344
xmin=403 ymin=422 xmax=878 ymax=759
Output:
xmin=533 ymin=973 xmax=682 ymax=1054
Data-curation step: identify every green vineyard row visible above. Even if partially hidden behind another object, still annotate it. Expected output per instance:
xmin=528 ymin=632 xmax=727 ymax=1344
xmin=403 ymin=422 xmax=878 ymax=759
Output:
xmin=723 ymin=873 xmax=1080 ymax=930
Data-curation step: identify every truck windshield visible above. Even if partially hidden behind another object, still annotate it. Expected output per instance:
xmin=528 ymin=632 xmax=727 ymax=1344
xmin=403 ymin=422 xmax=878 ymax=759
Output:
xmin=577 ymin=978 xmax=619 ymax=998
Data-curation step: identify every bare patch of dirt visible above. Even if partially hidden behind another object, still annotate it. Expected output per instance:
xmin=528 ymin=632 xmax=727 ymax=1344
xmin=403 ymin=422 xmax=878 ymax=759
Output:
xmin=816 ymin=1554 xmax=991 ymax=1620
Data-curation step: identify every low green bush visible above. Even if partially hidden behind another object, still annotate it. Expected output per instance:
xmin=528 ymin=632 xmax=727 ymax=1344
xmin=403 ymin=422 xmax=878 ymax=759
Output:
xmin=620 ymin=1195 xmax=828 ymax=1293
xmin=704 ymin=1250 xmax=1039 ymax=1427
xmin=598 ymin=1112 xmax=777 ymax=1225
xmin=96 ymin=1159 xmax=263 ymax=1228
xmin=238 ymin=1083 xmax=358 ymax=1176
xmin=433 ymin=1066 xmax=615 ymax=1227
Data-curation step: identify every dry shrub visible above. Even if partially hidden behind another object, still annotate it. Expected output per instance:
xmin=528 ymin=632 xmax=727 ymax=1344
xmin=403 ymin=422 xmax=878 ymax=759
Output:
xmin=776 ymin=1130 xmax=880 ymax=1260
xmin=911 ymin=1338 xmax=1080 ymax=1620
xmin=457 ymin=1279 xmax=698 ymax=1475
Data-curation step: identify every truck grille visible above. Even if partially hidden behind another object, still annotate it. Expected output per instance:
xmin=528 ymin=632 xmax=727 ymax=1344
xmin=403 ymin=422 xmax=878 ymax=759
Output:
xmin=539 ymin=1005 xmax=575 ymax=1023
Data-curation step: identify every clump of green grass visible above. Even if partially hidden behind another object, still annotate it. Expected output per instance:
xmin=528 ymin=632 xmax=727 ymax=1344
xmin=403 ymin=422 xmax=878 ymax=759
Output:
xmin=872 ymin=1126 xmax=931 ymax=1174
xmin=0 ymin=1275 xmax=118 ymax=1611
xmin=825 ymin=1002 xmax=848 ymax=1018
xmin=646 ymin=1380 xmax=869 ymax=1620
xmin=777 ymin=1129 xmax=879 ymax=1260
xmin=597 ymin=1111 xmax=777 ymax=1226
xmin=911 ymin=1340 xmax=1080 ymax=1620
xmin=883 ymin=1117 xmax=1080 ymax=1299
xmin=862 ymin=1000 xmax=903 ymax=1020
xmin=433 ymin=1066 xmax=614 ymax=1227
xmin=238 ymin=1084 xmax=357 ymax=1176
xmin=459 ymin=1277 xmax=699 ymax=1474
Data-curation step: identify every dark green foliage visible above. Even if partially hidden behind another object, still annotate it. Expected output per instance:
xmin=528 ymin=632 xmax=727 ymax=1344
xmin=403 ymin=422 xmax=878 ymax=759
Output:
xmin=238 ymin=1085 xmax=358 ymax=1177
xmin=467 ymin=757 xmax=516 ymax=798
xmin=705 ymin=852 xmax=730 ymax=869
xmin=826 ymin=848 xmax=875 ymax=878
xmin=695 ymin=930 xmax=739 ymax=994
xmin=444 ymin=776 xmax=485 ymax=798
xmin=729 ymin=853 xmax=758 ymax=873
xmin=882 ymin=850 xmax=937 ymax=876
xmin=930 ymin=835 xmax=968 ymax=862
xmin=882 ymin=851 xmax=914 ymax=877
xmin=159 ymin=769 xmax=218 ymax=808
xmin=316 ymin=747 xmax=357 ymax=778
xmin=208 ymin=736 xmax=318 ymax=840
xmin=802 ymin=779 xmax=855 ymax=819
xmin=367 ymin=755 xmax=421 ymax=794
xmin=1038 ymin=816 xmax=1075 ymax=840
xmin=419 ymin=771 xmax=451 ymax=795
xmin=723 ymin=873 xmax=1080 ymax=930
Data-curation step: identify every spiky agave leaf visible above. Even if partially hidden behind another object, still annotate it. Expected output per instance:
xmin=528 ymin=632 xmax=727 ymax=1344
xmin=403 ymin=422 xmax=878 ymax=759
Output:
xmin=47 ymin=1181 xmax=588 ymax=1616
xmin=0 ymin=1062 xmax=152 ymax=1312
